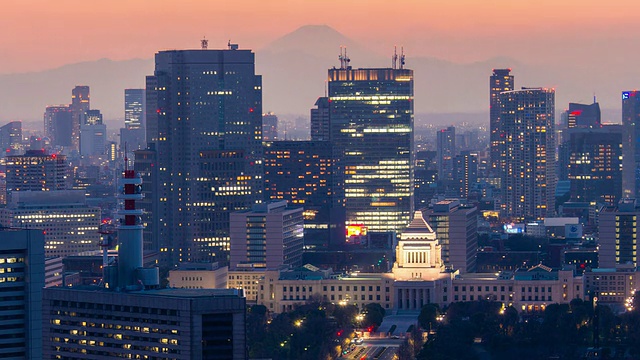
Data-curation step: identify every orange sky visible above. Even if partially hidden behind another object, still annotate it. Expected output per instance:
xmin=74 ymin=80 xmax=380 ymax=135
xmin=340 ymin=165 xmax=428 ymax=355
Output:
xmin=2 ymin=0 xmax=640 ymax=73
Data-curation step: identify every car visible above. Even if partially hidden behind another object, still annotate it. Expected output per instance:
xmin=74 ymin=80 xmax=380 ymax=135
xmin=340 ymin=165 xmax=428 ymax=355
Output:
xmin=390 ymin=335 xmax=400 ymax=339
xmin=354 ymin=338 xmax=364 ymax=345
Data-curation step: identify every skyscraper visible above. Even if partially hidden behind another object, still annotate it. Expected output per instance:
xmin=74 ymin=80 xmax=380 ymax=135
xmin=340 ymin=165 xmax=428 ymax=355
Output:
xmin=311 ymin=97 xmax=330 ymax=141
xmin=566 ymin=101 xmax=601 ymax=129
xmin=124 ymin=89 xmax=145 ymax=130
xmin=0 ymin=228 xmax=44 ymax=360
xmin=5 ymin=150 xmax=68 ymax=197
xmin=564 ymin=126 xmax=622 ymax=206
xmin=489 ymin=69 xmax=514 ymax=174
xmin=146 ymin=45 xmax=263 ymax=264
xmin=599 ymin=198 xmax=639 ymax=268
xmin=70 ymin=86 xmax=90 ymax=151
xmin=498 ymin=87 xmax=556 ymax=221
xmin=453 ymin=150 xmax=478 ymax=199
xmin=44 ymin=105 xmax=73 ymax=147
xmin=328 ymin=65 xmax=414 ymax=236
xmin=436 ymin=126 xmax=456 ymax=182
xmin=79 ymin=109 xmax=106 ymax=156
xmin=622 ymin=91 xmax=640 ymax=198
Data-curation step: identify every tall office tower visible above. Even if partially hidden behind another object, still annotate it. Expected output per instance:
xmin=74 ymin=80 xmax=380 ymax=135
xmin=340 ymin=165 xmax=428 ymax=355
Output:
xmin=0 ymin=121 xmax=22 ymax=156
xmin=0 ymin=228 xmax=44 ymax=360
xmin=134 ymin=146 xmax=159 ymax=252
xmin=426 ymin=200 xmax=478 ymax=273
xmin=564 ymin=126 xmax=622 ymax=206
xmin=70 ymin=86 xmax=90 ymax=151
xmin=229 ymin=201 xmax=304 ymax=269
xmin=121 ymin=89 xmax=147 ymax=151
xmin=498 ymin=87 xmax=556 ymax=221
xmin=0 ymin=191 xmax=100 ymax=257
xmin=453 ymin=151 xmax=478 ymax=199
xmin=489 ymin=69 xmax=514 ymax=174
xmin=146 ymin=46 xmax=263 ymax=264
xmin=437 ymin=126 xmax=456 ymax=182
xmin=622 ymin=91 xmax=640 ymax=198
xmin=262 ymin=112 xmax=278 ymax=141
xmin=566 ymin=101 xmax=601 ymax=129
xmin=124 ymin=89 xmax=145 ymax=130
xmin=82 ymin=109 xmax=103 ymax=125
xmin=311 ymin=96 xmax=330 ymax=141
xmin=328 ymin=65 xmax=414 ymax=237
xmin=599 ymin=198 xmax=639 ymax=268
xmin=44 ymin=105 xmax=73 ymax=147
xmin=5 ymin=150 xmax=68 ymax=200
xmin=79 ymin=110 xmax=107 ymax=156
xmin=263 ymin=140 xmax=342 ymax=248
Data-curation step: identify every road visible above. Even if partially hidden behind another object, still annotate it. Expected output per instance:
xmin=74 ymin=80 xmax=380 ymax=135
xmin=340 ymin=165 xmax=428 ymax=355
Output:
xmin=340 ymin=337 xmax=403 ymax=360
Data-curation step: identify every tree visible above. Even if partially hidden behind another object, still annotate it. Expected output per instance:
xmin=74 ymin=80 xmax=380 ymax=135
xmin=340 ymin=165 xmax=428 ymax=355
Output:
xmin=362 ymin=303 xmax=386 ymax=330
xmin=418 ymin=304 xmax=439 ymax=330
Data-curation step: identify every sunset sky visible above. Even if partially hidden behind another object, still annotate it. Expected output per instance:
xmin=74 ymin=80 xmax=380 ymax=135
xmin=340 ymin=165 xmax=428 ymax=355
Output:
xmin=4 ymin=0 xmax=640 ymax=73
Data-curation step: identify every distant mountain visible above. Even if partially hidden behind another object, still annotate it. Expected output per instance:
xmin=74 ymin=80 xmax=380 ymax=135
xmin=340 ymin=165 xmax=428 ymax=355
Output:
xmin=0 ymin=58 xmax=153 ymax=128
xmin=1 ymin=25 xmax=635 ymax=128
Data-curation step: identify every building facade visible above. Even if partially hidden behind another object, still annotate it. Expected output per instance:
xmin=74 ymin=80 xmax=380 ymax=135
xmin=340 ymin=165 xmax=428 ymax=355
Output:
xmin=262 ymin=112 xmax=278 ymax=141
xmin=0 ymin=121 xmax=22 ymax=156
xmin=311 ymin=97 xmax=330 ymax=141
xmin=489 ymin=69 xmax=514 ymax=174
xmin=44 ymin=105 xmax=73 ymax=148
xmin=0 ymin=191 xmax=100 ymax=258
xmin=0 ymin=228 xmax=44 ymax=360
xmin=436 ymin=126 xmax=456 ymax=182
xmin=599 ymin=198 xmax=639 ymax=268
xmin=263 ymin=140 xmax=342 ymax=248
xmin=168 ymin=262 xmax=228 ymax=289
xmin=328 ymin=67 xmax=414 ymax=236
xmin=498 ymin=87 xmax=556 ymax=221
xmin=622 ymin=91 xmax=640 ymax=198
xmin=5 ymin=150 xmax=68 ymax=199
xmin=229 ymin=201 xmax=304 ymax=270
xmin=70 ymin=86 xmax=90 ymax=151
xmin=145 ymin=47 xmax=263 ymax=264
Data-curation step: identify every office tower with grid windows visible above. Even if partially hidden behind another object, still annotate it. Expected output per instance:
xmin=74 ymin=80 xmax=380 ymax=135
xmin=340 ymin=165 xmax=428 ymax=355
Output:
xmin=328 ymin=65 xmax=414 ymax=237
xmin=145 ymin=45 xmax=263 ymax=265
xmin=489 ymin=69 xmax=514 ymax=174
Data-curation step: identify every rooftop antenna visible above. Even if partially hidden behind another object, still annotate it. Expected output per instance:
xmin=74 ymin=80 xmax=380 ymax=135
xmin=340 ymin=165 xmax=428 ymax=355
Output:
xmin=400 ymin=47 xmax=406 ymax=69
xmin=393 ymin=46 xmax=398 ymax=69
xmin=201 ymin=37 xmax=208 ymax=50
xmin=344 ymin=47 xmax=351 ymax=69
xmin=593 ymin=93 xmax=597 ymax=104
xmin=338 ymin=46 xmax=351 ymax=70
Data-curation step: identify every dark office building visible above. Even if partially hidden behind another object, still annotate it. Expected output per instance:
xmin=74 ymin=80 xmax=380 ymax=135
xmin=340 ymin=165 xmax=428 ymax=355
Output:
xmin=0 ymin=228 xmax=44 ymax=360
xmin=134 ymin=146 xmax=159 ymax=252
xmin=263 ymin=140 xmax=343 ymax=248
xmin=437 ymin=126 xmax=456 ymax=182
xmin=622 ymin=91 xmax=640 ymax=198
xmin=145 ymin=45 xmax=262 ymax=264
xmin=311 ymin=97 xmax=330 ymax=141
xmin=328 ymin=66 xmax=414 ymax=236
xmin=262 ymin=112 xmax=278 ymax=141
xmin=489 ymin=69 xmax=514 ymax=174
xmin=44 ymin=105 xmax=73 ymax=147
xmin=563 ymin=126 xmax=622 ymax=206
xmin=566 ymin=101 xmax=601 ymax=129
xmin=0 ymin=121 xmax=22 ymax=156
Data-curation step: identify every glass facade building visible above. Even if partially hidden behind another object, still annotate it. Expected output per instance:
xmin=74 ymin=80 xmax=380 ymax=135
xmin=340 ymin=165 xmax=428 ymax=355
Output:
xmin=489 ymin=69 xmax=514 ymax=175
xmin=622 ymin=91 xmax=640 ymax=198
xmin=328 ymin=68 xmax=414 ymax=235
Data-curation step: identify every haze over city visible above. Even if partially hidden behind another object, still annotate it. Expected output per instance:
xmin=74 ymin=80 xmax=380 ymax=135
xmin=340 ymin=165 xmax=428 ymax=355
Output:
xmin=3 ymin=0 xmax=640 ymax=122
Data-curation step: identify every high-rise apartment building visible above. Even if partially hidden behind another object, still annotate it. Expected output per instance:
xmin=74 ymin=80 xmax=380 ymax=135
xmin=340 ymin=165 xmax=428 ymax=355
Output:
xmin=498 ymin=87 xmax=556 ymax=221
xmin=262 ymin=112 xmax=278 ymax=141
xmin=44 ymin=105 xmax=73 ymax=147
xmin=70 ymin=86 xmax=90 ymax=151
xmin=599 ymin=198 xmax=639 ymax=268
xmin=328 ymin=66 xmax=414 ymax=236
xmin=229 ymin=201 xmax=304 ymax=269
xmin=453 ymin=151 xmax=478 ymax=199
xmin=145 ymin=46 xmax=263 ymax=264
xmin=489 ymin=69 xmax=514 ymax=174
xmin=0 ymin=228 xmax=44 ymax=360
xmin=437 ymin=126 xmax=456 ymax=182
xmin=263 ymin=140 xmax=342 ymax=248
xmin=622 ymin=91 xmax=640 ymax=198
xmin=311 ymin=97 xmax=330 ymax=141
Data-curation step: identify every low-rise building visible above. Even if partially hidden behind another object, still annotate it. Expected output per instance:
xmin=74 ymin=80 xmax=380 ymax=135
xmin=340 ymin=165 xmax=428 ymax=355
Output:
xmin=168 ymin=262 xmax=228 ymax=289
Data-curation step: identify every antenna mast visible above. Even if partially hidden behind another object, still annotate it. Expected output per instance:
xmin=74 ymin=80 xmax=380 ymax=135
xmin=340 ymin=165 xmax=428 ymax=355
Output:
xmin=201 ymin=37 xmax=208 ymax=50
xmin=400 ymin=47 xmax=406 ymax=70
xmin=393 ymin=46 xmax=398 ymax=69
